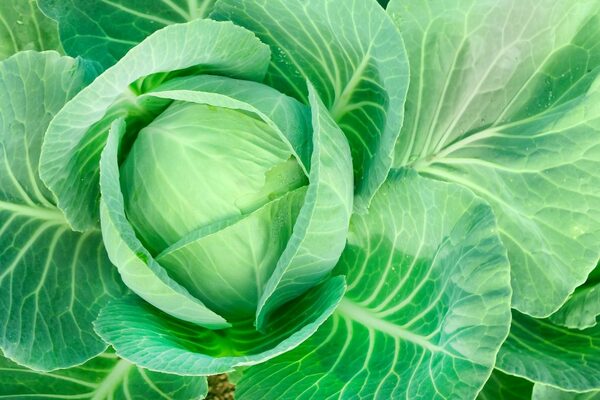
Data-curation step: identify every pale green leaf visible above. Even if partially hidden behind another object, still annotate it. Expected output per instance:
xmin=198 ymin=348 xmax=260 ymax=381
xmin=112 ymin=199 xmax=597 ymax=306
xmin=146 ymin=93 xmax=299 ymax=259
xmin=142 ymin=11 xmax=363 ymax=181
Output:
xmin=256 ymin=83 xmax=353 ymax=330
xmin=236 ymin=170 xmax=512 ymax=399
xmin=534 ymin=385 xmax=600 ymax=400
xmin=156 ymin=188 xmax=306 ymax=320
xmin=94 ymin=277 xmax=345 ymax=375
xmin=38 ymin=0 xmax=215 ymax=69
xmin=0 ymin=350 xmax=208 ymax=399
xmin=39 ymin=18 xmax=271 ymax=231
xmin=0 ymin=51 xmax=125 ymax=371
xmin=212 ymin=0 xmax=409 ymax=211
xmin=136 ymin=83 xmax=353 ymax=327
xmin=113 ymin=83 xmax=310 ymax=321
xmin=121 ymin=101 xmax=305 ymax=256
xmin=0 ymin=0 xmax=61 ymax=60
xmin=100 ymin=118 xmax=229 ymax=329
xmin=497 ymin=311 xmax=600 ymax=392
xmin=390 ymin=0 xmax=600 ymax=317
xmin=122 ymin=87 xmax=309 ymax=254
xmin=149 ymin=74 xmax=312 ymax=169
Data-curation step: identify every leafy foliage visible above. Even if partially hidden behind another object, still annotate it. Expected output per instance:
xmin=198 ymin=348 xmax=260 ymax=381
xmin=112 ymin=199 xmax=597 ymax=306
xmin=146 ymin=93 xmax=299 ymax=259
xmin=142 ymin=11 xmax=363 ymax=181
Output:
xmin=0 ymin=0 xmax=599 ymax=399
xmin=212 ymin=0 xmax=410 ymax=211
xmin=389 ymin=0 xmax=600 ymax=318
xmin=478 ymin=370 xmax=533 ymax=400
xmin=0 ymin=350 xmax=207 ymax=399
xmin=0 ymin=0 xmax=61 ymax=60
xmin=236 ymin=170 xmax=511 ymax=399
xmin=38 ymin=0 xmax=216 ymax=69
xmin=0 ymin=51 xmax=125 ymax=371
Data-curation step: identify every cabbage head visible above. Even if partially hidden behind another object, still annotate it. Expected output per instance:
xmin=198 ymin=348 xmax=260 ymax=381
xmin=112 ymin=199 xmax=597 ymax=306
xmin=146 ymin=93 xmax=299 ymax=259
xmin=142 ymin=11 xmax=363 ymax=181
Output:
xmin=1 ymin=0 xmax=599 ymax=399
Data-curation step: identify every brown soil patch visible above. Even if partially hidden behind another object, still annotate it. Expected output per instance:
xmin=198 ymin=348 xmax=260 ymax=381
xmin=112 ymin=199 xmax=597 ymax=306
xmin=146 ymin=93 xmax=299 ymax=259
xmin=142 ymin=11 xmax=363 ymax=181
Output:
xmin=206 ymin=374 xmax=235 ymax=400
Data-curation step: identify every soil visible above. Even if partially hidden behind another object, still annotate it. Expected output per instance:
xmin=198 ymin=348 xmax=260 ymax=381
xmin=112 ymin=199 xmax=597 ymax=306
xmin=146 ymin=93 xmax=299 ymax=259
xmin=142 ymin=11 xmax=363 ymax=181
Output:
xmin=206 ymin=374 xmax=236 ymax=400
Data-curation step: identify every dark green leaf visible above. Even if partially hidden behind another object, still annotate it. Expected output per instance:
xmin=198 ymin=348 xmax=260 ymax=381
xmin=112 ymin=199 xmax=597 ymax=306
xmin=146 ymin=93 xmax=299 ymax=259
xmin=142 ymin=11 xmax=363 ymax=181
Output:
xmin=0 ymin=350 xmax=208 ymax=399
xmin=38 ymin=0 xmax=216 ymax=69
xmin=478 ymin=370 xmax=533 ymax=400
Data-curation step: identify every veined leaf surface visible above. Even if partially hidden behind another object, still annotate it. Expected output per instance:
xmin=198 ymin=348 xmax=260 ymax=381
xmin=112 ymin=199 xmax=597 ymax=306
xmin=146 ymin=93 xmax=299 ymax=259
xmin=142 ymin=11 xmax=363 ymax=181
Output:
xmin=0 ymin=0 xmax=61 ymax=60
xmin=497 ymin=311 xmax=600 ymax=392
xmin=39 ymin=18 xmax=271 ymax=231
xmin=236 ymin=170 xmax=512 ymax=399
xmin=0 ymin=351 xmax=208 ymax=399
xmin=38 ymin=0 xmax=216 ymax=69
xmin=389 ymin=0 xmax=600 ymax=317
xmin=0 ymin=51 xmax=125 ymax=371
xmin=213 ymin=0 xmax=409 ymax=211
xmin=533 ymin=385 xmax=600 ymax=400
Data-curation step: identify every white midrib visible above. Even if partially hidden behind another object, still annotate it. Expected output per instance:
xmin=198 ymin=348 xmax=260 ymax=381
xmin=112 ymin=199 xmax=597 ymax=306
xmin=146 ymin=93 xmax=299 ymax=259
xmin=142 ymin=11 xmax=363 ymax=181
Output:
xmin=91 ymin=359 xmax=133 ymax=400
xmin=101 ymin=0 xmax=177 ymax=25
xmin=410 ymin=91 xmax=568 ymax=172
xmin=330 ymin=51 xmax=372 ymax=121
xmin=409 ymin=123 xmax=505 ymax=172
xmin=336 ymin=298 xmax=446 ymax=355
xmin=0 ymin=200 xmax=66 ymax=224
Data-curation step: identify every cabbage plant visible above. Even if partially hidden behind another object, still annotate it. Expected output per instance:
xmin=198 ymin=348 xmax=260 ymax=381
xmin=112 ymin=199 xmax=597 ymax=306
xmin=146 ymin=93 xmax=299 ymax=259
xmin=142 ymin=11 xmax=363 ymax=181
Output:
xmin=0 ymin=0 xmax=599 ymax=399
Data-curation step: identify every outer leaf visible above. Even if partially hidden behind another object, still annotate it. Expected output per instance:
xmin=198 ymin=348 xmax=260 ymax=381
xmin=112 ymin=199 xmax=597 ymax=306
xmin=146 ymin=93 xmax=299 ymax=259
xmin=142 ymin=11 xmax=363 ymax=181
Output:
xmin=236 ymin=170 xmax=512 ymax=399
xmin=497 ymin=311 xmax=600 ymax=392
xmin=256 ymin=84 xmax=353 ymax=330
xmin=550 ymin=263 xmax=600 ymax=330
xmin=0 ymin=51 xmax=125 ymax=371
xmin=212 ymin=0 xmax=409 ymax=211
xmin=39 ymin=18 xmax=270 ymax=231
xmin=38 ymin=0 xmax=215 ymax=69
xmin=0 ymin=0 xmax=61 ymax=60
xmin=389 ymin=0 xmax=600 ymax=317
xmin=100 ymin=119 xmax=229 ymax=329
xmin=0 ymin=351 xmax=208 ymax=399
xmin=478 ymin=370 xmax=533 ymax=400
xmin=534 ymin=385 xmax=600 ymax=400
xmin=94 ymin=277 xmax=345 ymax=375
